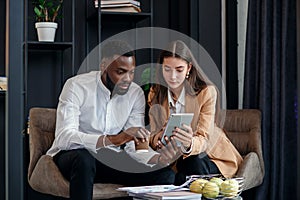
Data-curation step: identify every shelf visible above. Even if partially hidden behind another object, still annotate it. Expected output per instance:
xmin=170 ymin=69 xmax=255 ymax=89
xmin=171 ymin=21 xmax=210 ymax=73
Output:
xmin=103 ymin=12 xmax=151 ymax=21
xmin=26 ymin=41 xmax=73 ymax=50
xmin=101 ymin=11 xmax=151 ymax=16
xmin=87 ymin=11 xmax=151 ymax=22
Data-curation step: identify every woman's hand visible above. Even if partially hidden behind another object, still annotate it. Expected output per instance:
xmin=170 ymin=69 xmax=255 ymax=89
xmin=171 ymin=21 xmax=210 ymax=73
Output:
xmin=155 ymin=124 xmax=193 ymax=150
xmin=171 ymin=124 xmax=193 ymax=150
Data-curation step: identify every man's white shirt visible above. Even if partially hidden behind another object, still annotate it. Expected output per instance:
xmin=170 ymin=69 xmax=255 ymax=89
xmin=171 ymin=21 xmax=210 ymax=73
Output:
xmin=47 ymin=71 xmax=158 ymax=165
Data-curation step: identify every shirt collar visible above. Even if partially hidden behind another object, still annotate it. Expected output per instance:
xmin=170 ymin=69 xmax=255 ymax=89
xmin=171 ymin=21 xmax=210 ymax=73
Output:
xmin=168 ymin=87 xmax=185 ymax=107
xmin=97 ymin=71 xmax=113 ymax=96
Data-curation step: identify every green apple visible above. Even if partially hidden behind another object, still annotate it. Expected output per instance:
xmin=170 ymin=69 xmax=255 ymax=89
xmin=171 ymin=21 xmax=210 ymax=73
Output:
xmin=189 ymin=178 xmax=208 ymax=194
xmin=202 ymin=181 xmax=219 ymax=199
xmin=209 ymin=177 xmax=224 ymax=187
xmin=220 ymin=179 xmax=239 ymax=197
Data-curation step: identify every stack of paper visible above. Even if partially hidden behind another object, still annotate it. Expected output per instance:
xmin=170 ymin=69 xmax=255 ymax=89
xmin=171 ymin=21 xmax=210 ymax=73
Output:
xmin=130 ymin=190 xmax=202 ymax=200
xmin=95 ymin=0 xmax=141 ymax=13
xmin=118 ymin=184 xmax=202 ymax=200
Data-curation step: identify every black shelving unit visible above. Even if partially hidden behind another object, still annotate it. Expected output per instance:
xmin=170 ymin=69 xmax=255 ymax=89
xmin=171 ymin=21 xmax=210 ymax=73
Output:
xmin=85 ymin=0 xmax=153 ymax=86
xmin=26 ymin=41 xmax=73 ymax=50
xmin=23 ymin=1 xmax=76 ymax=199
xmin=24 ymin=0 xmax=75 ymax=116
xmin=87 ymin=1 xmax=153 ymax=47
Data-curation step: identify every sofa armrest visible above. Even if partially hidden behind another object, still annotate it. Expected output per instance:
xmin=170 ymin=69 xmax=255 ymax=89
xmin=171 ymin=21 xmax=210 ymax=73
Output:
xmin=236 ymin=152 xmax=264 ymax=190
xmin=28 ymin=108 xmax=56 ymax=179
xmin=28 ymin=155 xmax=70 ymax=198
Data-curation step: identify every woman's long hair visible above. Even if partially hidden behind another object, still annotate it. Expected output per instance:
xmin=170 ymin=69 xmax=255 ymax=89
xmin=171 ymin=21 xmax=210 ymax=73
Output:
xmin=149 ymin=40 xmax=223 ymax=127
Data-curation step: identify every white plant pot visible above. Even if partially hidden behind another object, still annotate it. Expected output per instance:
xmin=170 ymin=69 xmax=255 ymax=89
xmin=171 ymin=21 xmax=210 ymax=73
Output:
xmin=35 ymin=22 xmax=58 ymax=42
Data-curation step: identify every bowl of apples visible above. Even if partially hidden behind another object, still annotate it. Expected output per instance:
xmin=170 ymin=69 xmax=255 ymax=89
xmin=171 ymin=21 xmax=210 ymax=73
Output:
xmin=187 ymin=174 xmax=244 ymax=199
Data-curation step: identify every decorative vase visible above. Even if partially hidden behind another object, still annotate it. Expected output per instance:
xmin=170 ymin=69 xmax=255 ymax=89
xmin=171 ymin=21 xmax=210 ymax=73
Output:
xmin=35 ymin=22 xmax=58 ymax=42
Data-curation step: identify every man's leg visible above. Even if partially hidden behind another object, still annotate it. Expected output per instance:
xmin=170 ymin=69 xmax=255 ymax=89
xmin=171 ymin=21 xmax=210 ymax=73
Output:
xmin=174 ymin=153 xmax=220 ymax=185
xmin=94 ymin=149 xmax=175 ymax=186
xmin=95 ymin=160 xmax=175 ymax=186
xmin=54 ymin=149 xmax=96 ymax=200
xmin=130 ymin=167 xmax=176 ymax=186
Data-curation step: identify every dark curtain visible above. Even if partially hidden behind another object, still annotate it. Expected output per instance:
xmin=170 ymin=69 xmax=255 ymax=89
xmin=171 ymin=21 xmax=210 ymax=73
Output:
xmin=243 ymin=0 xmax=297 ymax=200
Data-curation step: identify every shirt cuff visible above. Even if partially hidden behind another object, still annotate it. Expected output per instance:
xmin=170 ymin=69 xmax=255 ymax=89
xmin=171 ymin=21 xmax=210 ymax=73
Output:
xmin=181 ymin=138 xmax=193 ymax=154
xmin=80 ymin=134 xmax=101 ymax=153
xmin=95 ymin=134 xmax=117 ymax=151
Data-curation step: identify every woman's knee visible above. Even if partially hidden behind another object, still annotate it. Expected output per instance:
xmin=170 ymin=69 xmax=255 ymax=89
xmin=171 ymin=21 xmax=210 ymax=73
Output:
xmin=177 ymin=154 xmax=210 ymax=174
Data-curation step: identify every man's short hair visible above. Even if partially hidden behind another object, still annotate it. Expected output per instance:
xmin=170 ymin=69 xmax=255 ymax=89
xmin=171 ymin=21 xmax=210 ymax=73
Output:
xmin=101 ymin=40 xmax=135 ymax=59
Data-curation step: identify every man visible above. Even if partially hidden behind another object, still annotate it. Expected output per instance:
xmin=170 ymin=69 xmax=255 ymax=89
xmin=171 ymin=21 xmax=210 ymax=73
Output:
xmin=47 ymin=40 xmax=175 ymax=200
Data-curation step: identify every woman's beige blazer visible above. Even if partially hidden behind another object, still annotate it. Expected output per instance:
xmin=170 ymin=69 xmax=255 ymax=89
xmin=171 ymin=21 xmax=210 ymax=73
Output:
xmin=148 ymin=85 xmax=243 ymax=177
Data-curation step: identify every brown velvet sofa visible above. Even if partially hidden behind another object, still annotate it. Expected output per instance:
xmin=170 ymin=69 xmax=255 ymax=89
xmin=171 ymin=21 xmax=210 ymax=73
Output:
xmin=27 ymin=107 xmax=264 ymax=199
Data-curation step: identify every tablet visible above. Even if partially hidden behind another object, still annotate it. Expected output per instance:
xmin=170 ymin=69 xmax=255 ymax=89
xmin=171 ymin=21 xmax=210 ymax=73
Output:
xmin=161 ymin=113 xmax=194 ymax=145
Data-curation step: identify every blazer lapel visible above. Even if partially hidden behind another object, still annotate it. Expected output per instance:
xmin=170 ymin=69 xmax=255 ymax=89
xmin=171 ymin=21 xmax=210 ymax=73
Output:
xmin=185 ymin=94 xmax=201 ymax=129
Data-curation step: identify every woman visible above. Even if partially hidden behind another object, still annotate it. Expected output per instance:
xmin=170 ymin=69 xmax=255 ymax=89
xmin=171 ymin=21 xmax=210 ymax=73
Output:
xmin=148 ymin=40 xmax=243 ymax=185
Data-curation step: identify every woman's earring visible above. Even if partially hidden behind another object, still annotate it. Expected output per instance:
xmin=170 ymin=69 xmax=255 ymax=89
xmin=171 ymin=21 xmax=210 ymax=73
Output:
xmin=186 ymin=72 xmax=190 ymax=79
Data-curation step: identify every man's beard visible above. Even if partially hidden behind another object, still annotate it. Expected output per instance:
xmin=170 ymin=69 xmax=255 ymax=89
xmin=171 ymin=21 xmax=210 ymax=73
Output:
xmin=106 ymin=74 xmax=130 ymax=96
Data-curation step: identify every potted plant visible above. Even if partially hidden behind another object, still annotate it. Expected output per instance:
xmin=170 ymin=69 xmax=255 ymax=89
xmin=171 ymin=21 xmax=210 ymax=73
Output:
xmin=33 ymin=0 xmax=63 ymax=42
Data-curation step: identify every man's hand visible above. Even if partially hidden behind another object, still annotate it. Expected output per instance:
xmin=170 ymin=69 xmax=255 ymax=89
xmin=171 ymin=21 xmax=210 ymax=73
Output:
xmin=156 ymin=138 xmax=182 ymax=167
xmin=123 ymin=127 xmax=150 ymax=145
xmin=105 ymin=127 xmax=150 ymax=147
